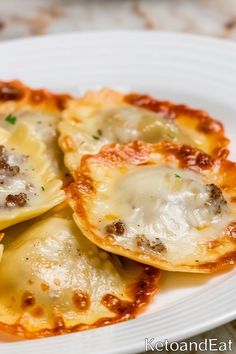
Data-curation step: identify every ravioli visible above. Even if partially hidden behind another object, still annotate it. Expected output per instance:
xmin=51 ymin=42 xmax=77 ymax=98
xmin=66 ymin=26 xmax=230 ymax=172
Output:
xmin=0 ymin=216 xmax=159 ymax=338
xmin=0 ymin=81 xmax=70 ymax=178
xmin=67 ymin=141 xmax=236 ymax=273
xmin=58 ymin=88 xmax=229 ymax=173
xmin=0 ymin=123 xmax=65 ymax=230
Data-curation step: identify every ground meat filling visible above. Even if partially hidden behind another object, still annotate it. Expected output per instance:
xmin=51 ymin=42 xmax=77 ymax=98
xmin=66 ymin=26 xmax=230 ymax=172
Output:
xmin=0 ymin=145 xmax=20 ymax=177
xmin=105 ymin=220 xmax=126 ymax=236
xmin=205 ymin=183 xmax=227 ymax=214
xmin=0 ymin=145 xmax=31 ymax=209
xmin=136 ymin=234 xmax=167 ymax=254
xmin=5 ymin=193 xmax=27 ymax=208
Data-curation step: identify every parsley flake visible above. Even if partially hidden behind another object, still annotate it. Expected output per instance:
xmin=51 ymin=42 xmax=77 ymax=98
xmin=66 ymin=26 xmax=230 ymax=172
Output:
xmin=175 ymin=174 xmax=181 ymax=178
xmin=5 ymin=114 xmax=17 ymax=125
xmin=92 ymin=135 xmax=100 ymax=140
xmin=41 ymin=186 xmax=45 ymax=191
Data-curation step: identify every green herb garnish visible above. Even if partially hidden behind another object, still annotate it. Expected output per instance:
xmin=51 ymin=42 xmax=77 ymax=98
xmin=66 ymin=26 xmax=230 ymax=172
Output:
xmin=92 ymin=135 xmax=100 ymax=140
xmin=5 ymin=114 xmax=17 ymax=125
xmin=41 ymin=186 xmax=45 ymax=191
xmin=175 ymin=174 xmax=181 ymax=178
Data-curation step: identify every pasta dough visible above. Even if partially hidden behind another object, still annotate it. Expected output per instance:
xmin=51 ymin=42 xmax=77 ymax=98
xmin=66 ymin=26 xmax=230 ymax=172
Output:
xmin=67 ymin=141 xmax=236 ymax=273
xmin=0 ymin=216 xmax=159 ymax=338
xmin=0 ymin=123 xmax=65 ymax=229
xmin=59 ymin=88 xmax=229 ymax=173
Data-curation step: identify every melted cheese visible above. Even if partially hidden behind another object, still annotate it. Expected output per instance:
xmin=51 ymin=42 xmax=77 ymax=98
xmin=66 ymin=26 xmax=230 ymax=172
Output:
xmin=0 ymin=216 xmax=159 ymax=337
xmin=59 ymin=88 xmax=229 ymax=174
xmin=0 ymin=124 xmax=65 ymax=230
xmin=90 ymin=166 xmax=230 ymax=264
xmin=59 ymin=98 xmax=192 ymax=173
xmin=91 ymin=107 xmax=189 ymax=144
xmin=0 ymin=147 xmax=41 ymax=210
xmin=68 ymin=141 xmax=236 ymax=273
xmin=0 ymin=80 xmax=71 ymax=179
xmin=0 ymin=111 xmax=65 ymax=178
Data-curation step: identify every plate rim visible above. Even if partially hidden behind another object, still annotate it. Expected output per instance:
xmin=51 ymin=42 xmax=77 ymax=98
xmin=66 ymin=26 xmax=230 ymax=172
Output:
xmin=1 ymin=29 xmax=236 ymax=47
xmin=0 ymin=30 xmax=236 ymax=354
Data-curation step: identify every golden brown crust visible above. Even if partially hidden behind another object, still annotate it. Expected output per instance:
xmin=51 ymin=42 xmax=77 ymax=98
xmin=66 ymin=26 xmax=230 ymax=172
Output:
xmin=125 ymin=93 xmax=229 ymax=159
xmin=59 ymin=88 xmax=229 ymax=168
xmin=0 ymin=266 xmax=160 ymax=339
xmin=58 ymin=87 xmax=230 ymax=179
xmin=68 ymin=141 xmax=236 ymax=273
xmin=125 ymin=93 xmax=222 ymax=133
xmin=0 ymin=80 xmax=70 ymax=114
xmin=0 ymin=80 xmax=72 ymax=180
xmin=74 ymin=140 xmax=215 ymax=173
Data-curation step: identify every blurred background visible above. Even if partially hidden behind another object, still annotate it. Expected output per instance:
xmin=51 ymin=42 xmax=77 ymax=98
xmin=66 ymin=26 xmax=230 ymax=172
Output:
xmin=0 ymin=0 xmax=236 ymax=41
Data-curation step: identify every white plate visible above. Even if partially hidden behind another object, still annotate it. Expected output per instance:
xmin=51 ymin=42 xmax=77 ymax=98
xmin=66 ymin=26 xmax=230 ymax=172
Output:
xmin=0 ymin=31 xmax=236 ymax=354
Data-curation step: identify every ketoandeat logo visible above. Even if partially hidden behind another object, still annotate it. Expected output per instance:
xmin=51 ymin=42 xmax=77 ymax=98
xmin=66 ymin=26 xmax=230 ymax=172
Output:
xmin=145 ymin=338 xmax=233 ymax=352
